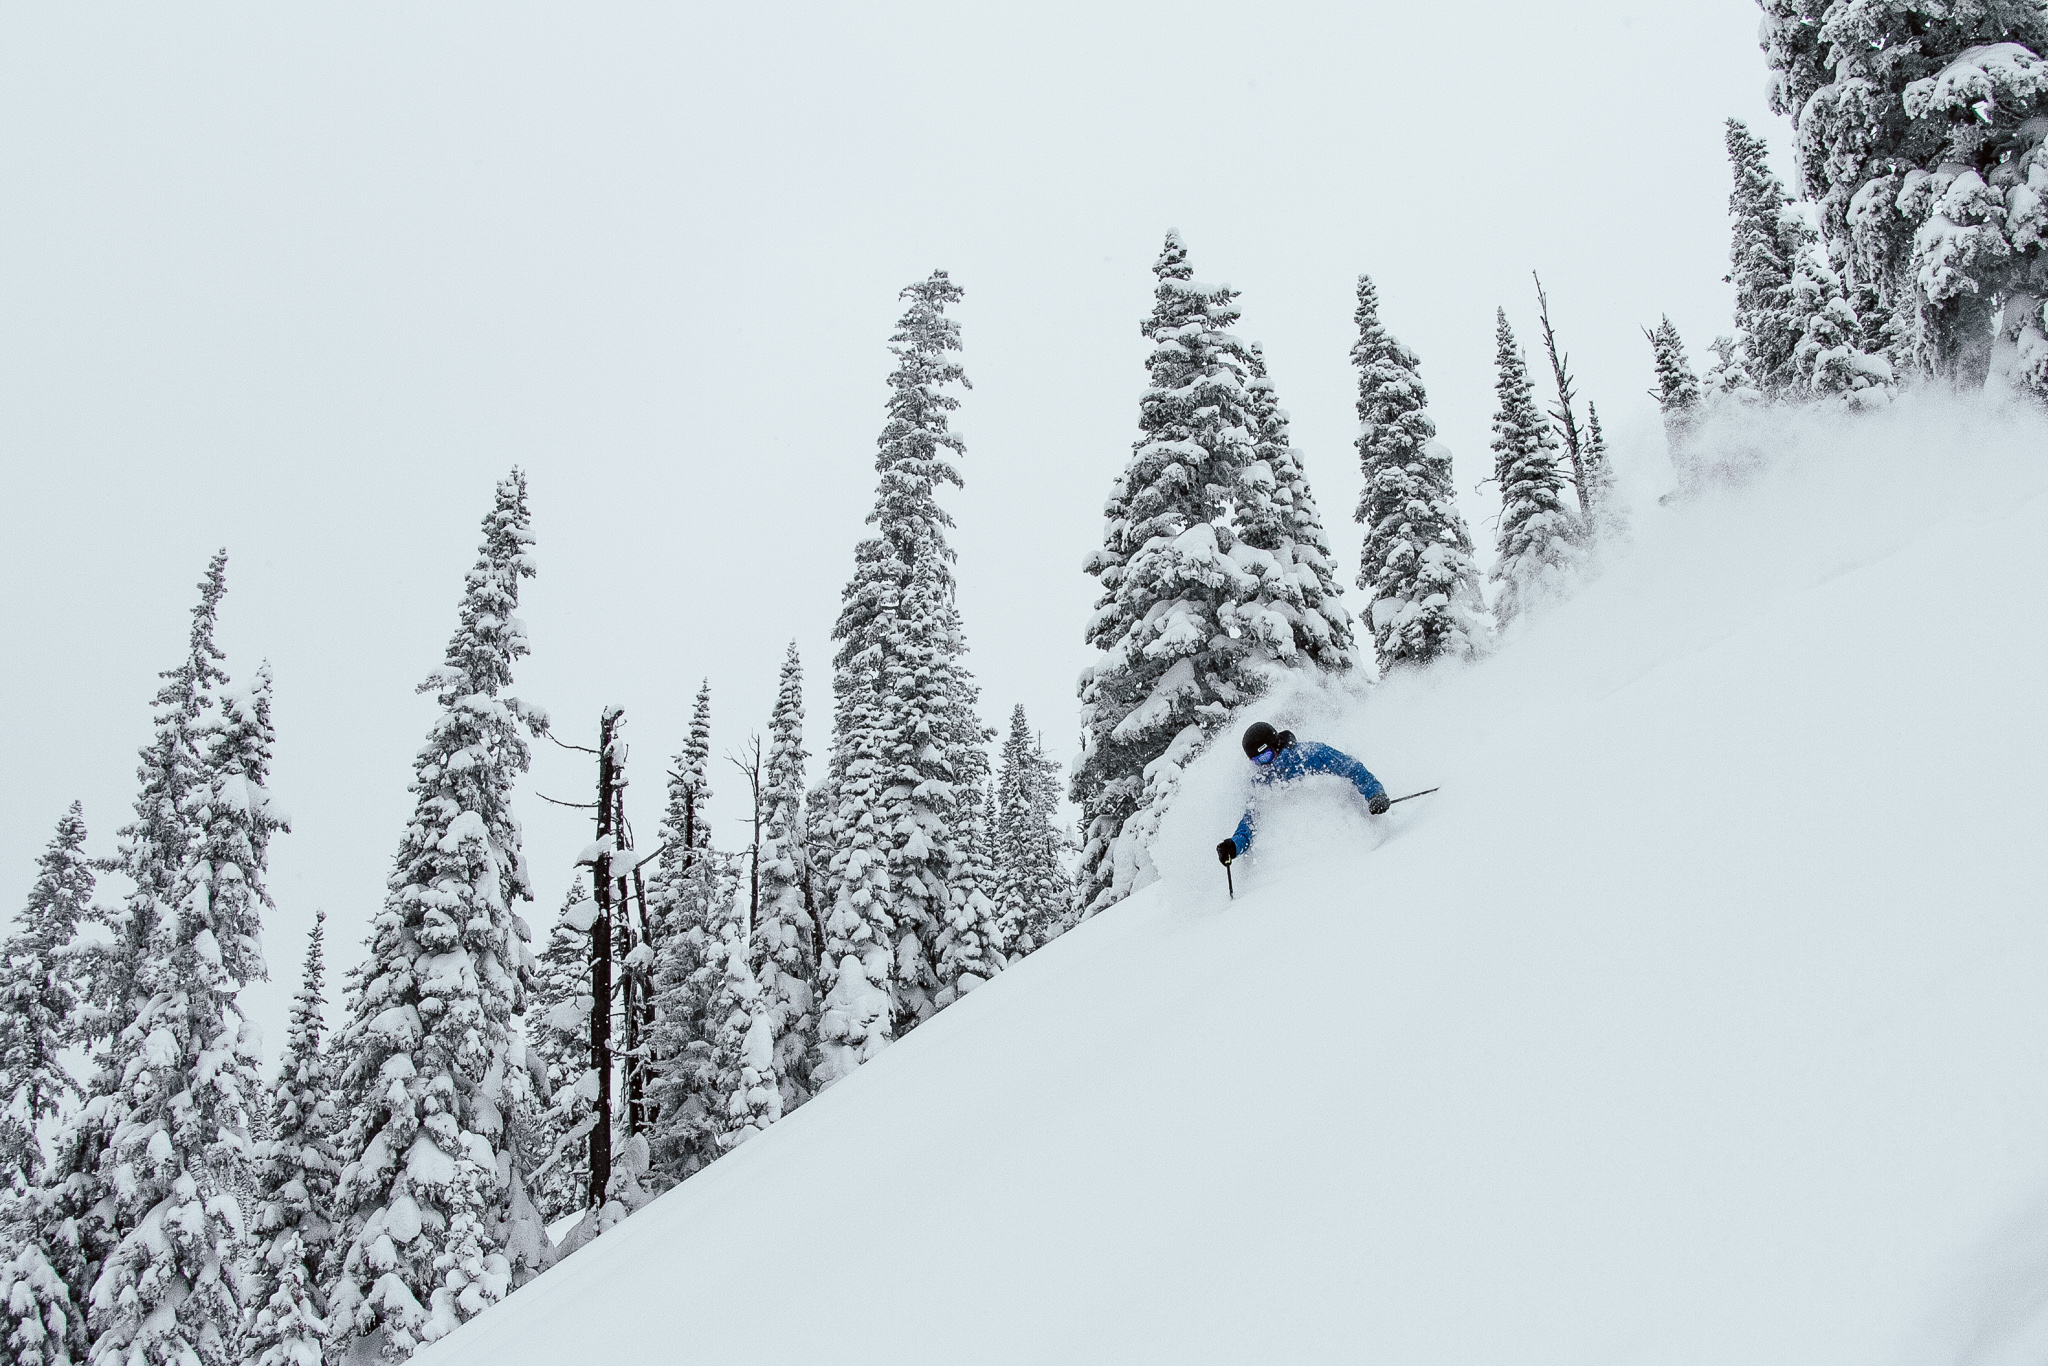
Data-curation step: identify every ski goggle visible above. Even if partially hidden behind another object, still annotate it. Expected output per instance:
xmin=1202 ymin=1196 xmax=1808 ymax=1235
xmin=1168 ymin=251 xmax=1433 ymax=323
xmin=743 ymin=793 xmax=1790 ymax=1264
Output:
xmin=1252 ymin=746 xmax=1277 ymax=765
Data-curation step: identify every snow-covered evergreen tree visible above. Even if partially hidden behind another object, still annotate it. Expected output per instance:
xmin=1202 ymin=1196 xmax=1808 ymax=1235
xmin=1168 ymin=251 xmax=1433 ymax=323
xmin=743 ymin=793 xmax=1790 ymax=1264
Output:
xmin=650 ymin=684 xmax=714 ymax=944
xmin=244 ymin=911 xmax=335 ymax=1366
xmin=651 ymin=851 xmax=746 ymax=1165
xmin=1580 ymin=404 xmax=1629 ymax=542
xmin=0 ymin=804 xmax=93 ymax=1183
xmin=933 ymin=779 xmax=1003 ymax=1006
xmin=1645 ymin=316 xmax=1703 ymax=455
xmin=101 ymin=553 xmax=233 ymax=1050
xmin=325 ymin=470 xmax=548 ymax=1361
xmin=1704 ymin=335 xmax=1764 ymax=406
xmin=754 ymin=644 xmax=816 ymax=1115
xmin=1487 ymin=310 xmax=1584 ymax=628
xmin=1725 ymin=118 xmax=1811 ymax=397
xmin=1723 ymin=118 xmax=1895 ymax=406
xmin=32 ymin=559 xmax=236 ymax=1366
xmin=1072 ymin=231 xmax=1263 ymax=919
xmin=810 ymin=950 xmax=891 ymax=1093
xmin=1350 ymin=274 xmax=1489 ymax=672
xmin=1789 ymin=249 xmax=1896 ymax=404
xmin=822 ymin=269 xmax=987 ymax=1042
xmin=87 ymin=565 xmax=289 ymax=1366
xmin=704 ymin=941 xmax=781 ymax=1153
xmin=519 ymin=883 xmax=593 ymax=1224
xmin=1760 ymin=1 xmax=2048 ymax=385
xmin=645 ymin=684 xmax=724 ymax=1183
xmin=1228 ymin=345 xmax=1358 ymax=673
xmin=992 ymin=707 xmax=1070 ymax=958
xmin=0 ymin=1201 xmax=83 ymax=1366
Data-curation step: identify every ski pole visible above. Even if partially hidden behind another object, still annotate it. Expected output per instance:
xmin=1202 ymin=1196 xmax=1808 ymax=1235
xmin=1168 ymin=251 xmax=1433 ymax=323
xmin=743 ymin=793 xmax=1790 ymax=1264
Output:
xmin=1387 ymin=787 xmax=1439 ymax=806
xmin=1225 ymin=862 xmax=1234 ymax=900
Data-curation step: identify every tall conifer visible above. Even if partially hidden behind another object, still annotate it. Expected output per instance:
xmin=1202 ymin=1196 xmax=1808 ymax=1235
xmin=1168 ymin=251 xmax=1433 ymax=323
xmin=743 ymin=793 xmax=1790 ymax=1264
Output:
xmin=646 ymin=684 xmax=724 ymax=1182
xmin=0 ymin=804 xmax=93 ymax=1182
xmin=993 ymin=707 xmax=1070 ymax=957
xmin=325 ymin=472 xmax=547 ymax=1361
xmin=1488 ymin=311 xmax=1584 ymax=627
xmin=755 ymin=644 xmax=816 ymax=1114
xmin=1072 ymin=232 xmax=1262 ymax=918
xmin=87 ymin=561 xmax=288 ymax=1366
xmin=244 ymin=912 xmax=335 ymax=1366
xmin=1725 ymin=119 xmax=1811 ymax=397
xmin=1351 ymin=275 xmax=1489 ymax=671
xmin=0 ymin=807 xmax=96 ymax=1366
xmin=1229 ymin=346 xmax=1358 ymax=673
xmin=822 ymin=271 xmax=986 ymax=1042
xmin=1646 ymin=316 xmax=1702 ymax=443
xmin=520 ymin=883 xmax=594 ymax=1224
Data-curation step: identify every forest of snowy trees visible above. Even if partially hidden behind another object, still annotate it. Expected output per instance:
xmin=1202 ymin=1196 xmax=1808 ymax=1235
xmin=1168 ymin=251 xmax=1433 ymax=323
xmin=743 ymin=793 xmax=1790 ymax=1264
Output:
xmin=8 ymin=1 xmax=2048 ymax=1360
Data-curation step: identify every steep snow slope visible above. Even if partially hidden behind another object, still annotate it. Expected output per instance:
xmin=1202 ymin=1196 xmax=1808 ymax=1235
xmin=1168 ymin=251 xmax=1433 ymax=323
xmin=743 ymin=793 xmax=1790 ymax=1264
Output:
xmin=425 ymin=399 xmax=2048 ymax=1365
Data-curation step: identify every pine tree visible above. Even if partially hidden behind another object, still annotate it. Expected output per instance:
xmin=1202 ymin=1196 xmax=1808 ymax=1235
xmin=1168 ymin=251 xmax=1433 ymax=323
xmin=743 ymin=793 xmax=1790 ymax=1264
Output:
xmin=810 ymin=951 xmax=891 ymax=1093
xmin=645 ymin=684 xmax=724 ymax=1183
xmin=754 ymin=643 xmax=817 ymax=1115
xmin=652 ymin=684 xmax=715 ymax=941
xmin=1351 ymin=274 xmax=1489 ymax=672
xmin=822 ymin=270 xmax=987 ymax=1044
xmin=1072 ymin=231 xmax=1262 ymax=919
xmin=1725 ymin=118 xmax=1811 ymax=397
xmin=103 ymin=553 xmax=232 ymax=1048
xmin=1488 ymin=310 xmax=1584 ymax=628
xmin=934 ymin=779 xmax=1003 ymax=1005
xmin=326 ymin=471 xmax=547 ymax=1361
xmin=244 ymin=912 xmax=335 ymax=1366
xmin=1789 ymin=250 xmax=1896 ymax=404
xmin=35 ymin=561 xmax=236 ymax=1366
xmin=0 ymin=1199 xmax=83 ymax=1366
xmin=1228 ymin=345 xmax=1358 ymax=673
xmin=1760 ymin=0 xmax=2048 ymax=384
xmin=704 ymin=941 xmax=781 ymax=1153
xmin=1704 ymin=335 xmax=1764 ymax=405
xmin=1645 ymin=316 xmax=1703 ymax=452
xmin=519 ymin=883 xmax=594 ymax=1225
xmin=0 ymin=804 xmax=93 ymax=1183
xmin=87 ymin=561 xmax=289 ymax=1366
xmin=992 ymin=707 xmax=1070 ymax=958
xmin=1580 ymin=404 xmax=1629 ymax=542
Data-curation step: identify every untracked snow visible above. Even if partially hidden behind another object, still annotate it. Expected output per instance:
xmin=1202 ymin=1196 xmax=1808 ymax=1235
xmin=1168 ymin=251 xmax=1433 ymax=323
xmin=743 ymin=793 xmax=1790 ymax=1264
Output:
xmin=420 ymin=396 xmax=2048 ymax=1365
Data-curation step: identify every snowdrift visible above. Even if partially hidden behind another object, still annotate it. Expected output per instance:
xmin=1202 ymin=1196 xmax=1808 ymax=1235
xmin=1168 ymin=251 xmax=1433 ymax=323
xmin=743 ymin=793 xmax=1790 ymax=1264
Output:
xmin=423 ymin=397 xmax=2048 ymax=1365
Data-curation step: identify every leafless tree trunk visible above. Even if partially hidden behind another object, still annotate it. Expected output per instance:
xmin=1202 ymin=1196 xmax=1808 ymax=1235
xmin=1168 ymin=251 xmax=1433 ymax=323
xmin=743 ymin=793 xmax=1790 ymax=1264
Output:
xmin=729 ymin=736 xmax=763 ymax=938
xmin=1534 ymin=272 xmax=1592 ymax=517
xmin=585 ymin=707 xmax=621 ymax=1208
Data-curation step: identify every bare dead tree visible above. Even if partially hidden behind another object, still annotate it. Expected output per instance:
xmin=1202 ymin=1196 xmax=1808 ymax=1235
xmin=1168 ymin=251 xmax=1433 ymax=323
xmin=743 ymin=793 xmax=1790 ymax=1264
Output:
xmin=1533 ymin=271 xmax=1593 ymax=517
xmin=728 ymin=735 xmax=764 ymax=939
xmin=582 ymin=707 xmax=623 ymax=1208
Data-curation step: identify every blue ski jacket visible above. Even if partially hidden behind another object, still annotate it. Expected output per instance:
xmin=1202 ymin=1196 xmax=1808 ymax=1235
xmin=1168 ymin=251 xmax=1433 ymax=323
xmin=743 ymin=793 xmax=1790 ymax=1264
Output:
xmin=1229 ymin=741 xmax=1385 ymax=856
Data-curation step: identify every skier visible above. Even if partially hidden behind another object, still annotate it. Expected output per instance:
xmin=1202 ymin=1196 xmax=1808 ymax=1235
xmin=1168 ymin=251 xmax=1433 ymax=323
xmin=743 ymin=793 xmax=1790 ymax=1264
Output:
xmin=1216 ymin=721 xmax=1389 ymax=865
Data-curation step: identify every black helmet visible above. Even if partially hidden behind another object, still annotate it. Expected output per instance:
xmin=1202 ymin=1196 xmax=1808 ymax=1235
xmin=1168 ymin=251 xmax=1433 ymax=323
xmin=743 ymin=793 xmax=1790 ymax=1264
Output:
xmin=1241 ymin=721 xmax=1294 ymax=761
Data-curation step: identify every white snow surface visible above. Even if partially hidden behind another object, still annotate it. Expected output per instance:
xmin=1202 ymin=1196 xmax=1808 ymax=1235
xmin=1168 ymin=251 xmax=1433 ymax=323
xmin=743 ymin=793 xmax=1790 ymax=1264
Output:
xmin=422 ymin=397 xmax=2048 ymax=1365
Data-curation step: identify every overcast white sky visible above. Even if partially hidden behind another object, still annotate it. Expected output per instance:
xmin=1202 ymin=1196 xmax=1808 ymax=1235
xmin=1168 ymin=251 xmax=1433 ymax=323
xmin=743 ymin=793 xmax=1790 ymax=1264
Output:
xmin=0 ymin=1 xmax=1777 ymax=1060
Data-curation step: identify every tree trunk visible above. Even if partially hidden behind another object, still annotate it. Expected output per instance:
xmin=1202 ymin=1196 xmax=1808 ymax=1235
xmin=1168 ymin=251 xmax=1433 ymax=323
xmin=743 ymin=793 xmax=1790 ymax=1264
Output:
xmin=587 ymin=707 xmax=620 ymax=1208
xmin=1534 ymin=273 xmax=1592 ymax=518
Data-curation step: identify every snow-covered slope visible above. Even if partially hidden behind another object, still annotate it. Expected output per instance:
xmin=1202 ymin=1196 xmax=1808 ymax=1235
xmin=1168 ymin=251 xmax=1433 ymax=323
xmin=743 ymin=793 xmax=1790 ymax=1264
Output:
xmin=425 ymin=399 xmax=2048 ymax=1366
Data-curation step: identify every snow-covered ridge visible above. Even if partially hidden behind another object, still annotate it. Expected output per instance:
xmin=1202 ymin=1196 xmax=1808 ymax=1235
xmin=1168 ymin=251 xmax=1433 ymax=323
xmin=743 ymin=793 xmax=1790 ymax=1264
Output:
xmin=421 ymin=396 xmax=2048 ymax=1365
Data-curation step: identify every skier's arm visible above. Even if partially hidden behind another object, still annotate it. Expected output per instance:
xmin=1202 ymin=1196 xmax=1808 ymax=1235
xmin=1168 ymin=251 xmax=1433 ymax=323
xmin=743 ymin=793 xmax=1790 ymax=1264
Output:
xmin=1304 ymin=743 xmax=1386 ymax=804
xmin=1229 ymin=809 xmax=1255 ymax=858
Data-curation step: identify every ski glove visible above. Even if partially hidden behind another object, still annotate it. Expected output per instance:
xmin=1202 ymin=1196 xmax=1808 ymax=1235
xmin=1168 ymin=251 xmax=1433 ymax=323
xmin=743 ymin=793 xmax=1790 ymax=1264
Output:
xmin=1367 ymin=794 xmax=1391 ymax=816
xmin=1216 ymin=839 xmax=1238 ymax=865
